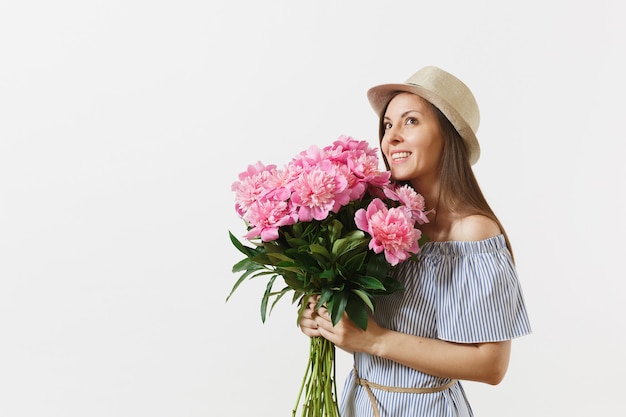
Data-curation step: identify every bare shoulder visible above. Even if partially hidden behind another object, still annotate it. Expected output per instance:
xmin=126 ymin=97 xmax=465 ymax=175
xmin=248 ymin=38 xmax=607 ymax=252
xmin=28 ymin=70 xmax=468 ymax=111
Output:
xmin=449 ymin=214 xmax=501 ymax=242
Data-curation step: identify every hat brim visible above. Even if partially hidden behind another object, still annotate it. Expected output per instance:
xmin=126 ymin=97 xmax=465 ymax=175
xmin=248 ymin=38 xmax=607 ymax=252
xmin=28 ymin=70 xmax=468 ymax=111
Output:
xmin=367 ymin=83 xmax=480 ymax=165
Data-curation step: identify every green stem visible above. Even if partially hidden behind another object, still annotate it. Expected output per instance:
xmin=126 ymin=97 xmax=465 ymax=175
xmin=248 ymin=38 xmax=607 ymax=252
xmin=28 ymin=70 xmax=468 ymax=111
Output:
xmin=293 ymin=337 xmax=340 ymax=417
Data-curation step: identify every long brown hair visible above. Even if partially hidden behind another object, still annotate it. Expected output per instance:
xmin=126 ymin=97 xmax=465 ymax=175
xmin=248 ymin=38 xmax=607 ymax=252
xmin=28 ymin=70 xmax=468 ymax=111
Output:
xmin=377 ymin=94 xmax=514 ymax=259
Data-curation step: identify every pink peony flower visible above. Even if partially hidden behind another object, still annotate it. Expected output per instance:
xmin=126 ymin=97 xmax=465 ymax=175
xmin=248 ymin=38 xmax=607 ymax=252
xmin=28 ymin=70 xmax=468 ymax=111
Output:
xmin=383 ymin=184 xmax=434 ymax=225
xmin=349 ymin=151 xmax=391 ymax=189
xmin=232 ymin=162 xmax=279 ymax=217
xmin=326 ymin=135 xmax=376 ymax=158
xmin=290 ymin=159 xmax=351 ymax=222
xmin=244 ymin=199 xmax=298 ymax=242
xmin=263 ymin=166 xmax=300 ymax=202
xmin=335 ymin=162 xmax=367 ymax=201
xmin=317 ymin=135 xmax=392 ymax=201
xmin=355 ymin=198 xmax=422 ymax=266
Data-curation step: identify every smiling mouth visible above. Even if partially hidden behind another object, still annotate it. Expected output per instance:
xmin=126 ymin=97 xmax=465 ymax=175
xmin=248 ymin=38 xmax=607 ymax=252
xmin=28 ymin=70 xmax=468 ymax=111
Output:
xmin=391 ymin=152 xmax=411 ymax=161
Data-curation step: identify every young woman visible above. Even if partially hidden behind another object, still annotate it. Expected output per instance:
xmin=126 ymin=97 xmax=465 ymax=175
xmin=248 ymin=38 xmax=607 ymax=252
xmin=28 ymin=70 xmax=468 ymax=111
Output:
xmin=299 ymin=66 xmax=532 ymax=417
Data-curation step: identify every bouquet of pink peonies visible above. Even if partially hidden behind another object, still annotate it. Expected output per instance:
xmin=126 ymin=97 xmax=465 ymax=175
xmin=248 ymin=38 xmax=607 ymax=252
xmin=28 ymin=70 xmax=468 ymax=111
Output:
xmin=228 ymin=135 xmax=432 ymax=417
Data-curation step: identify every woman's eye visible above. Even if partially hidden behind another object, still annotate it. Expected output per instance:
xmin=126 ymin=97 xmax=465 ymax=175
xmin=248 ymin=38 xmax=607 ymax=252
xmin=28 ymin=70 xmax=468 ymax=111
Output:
xmin=406 ymin=117 xmax=418 ymax=125
xmin=384 ymin=122 xmax=392 ymax=130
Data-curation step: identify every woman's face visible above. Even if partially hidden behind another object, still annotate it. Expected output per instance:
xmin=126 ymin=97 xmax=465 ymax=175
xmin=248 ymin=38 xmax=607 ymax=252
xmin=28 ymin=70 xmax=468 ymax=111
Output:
xmin=381 ymin=92 xmax=443 ymax=183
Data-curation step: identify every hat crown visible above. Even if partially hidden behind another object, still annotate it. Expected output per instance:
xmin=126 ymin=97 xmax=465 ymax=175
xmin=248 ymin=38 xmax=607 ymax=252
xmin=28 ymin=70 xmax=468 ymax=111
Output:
xmin=405 ymin=66 xmax=480 ymax=132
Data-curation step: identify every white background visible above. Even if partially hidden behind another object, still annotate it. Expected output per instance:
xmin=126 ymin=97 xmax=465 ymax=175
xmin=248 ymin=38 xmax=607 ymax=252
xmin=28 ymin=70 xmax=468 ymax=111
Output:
xmin=1 ymin=1 xmax=624 ymax=416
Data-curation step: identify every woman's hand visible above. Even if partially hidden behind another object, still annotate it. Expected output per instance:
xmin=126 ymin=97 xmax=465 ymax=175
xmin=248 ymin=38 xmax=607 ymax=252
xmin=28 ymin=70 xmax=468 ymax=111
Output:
xmin=299 ymin=295 xmax=387 ymax=355
xmin=298 ymin=295 xmax=323 ymax=338
xmin=298 ymin=296 xmax=377 ymax=353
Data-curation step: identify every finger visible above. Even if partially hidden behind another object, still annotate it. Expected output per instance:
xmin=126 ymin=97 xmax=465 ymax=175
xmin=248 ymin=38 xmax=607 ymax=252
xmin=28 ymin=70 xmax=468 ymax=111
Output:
xmin=300 ymin=319 xmax=321 ymax=338
xmin=300 ymin=308 xmax=312 ymax=320
xmin=301 ymin=317 xmax=318 ymax=329
xmin=316 ymin=306 xmax=331 ymax=320
xmin=303 ymin=329 xmax=321 ymax=338
xmin=314 ymin=314 xmax=334 ymax=330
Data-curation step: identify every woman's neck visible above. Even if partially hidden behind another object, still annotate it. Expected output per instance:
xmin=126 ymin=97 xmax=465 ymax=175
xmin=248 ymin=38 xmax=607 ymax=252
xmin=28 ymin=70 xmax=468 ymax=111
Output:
xmin=409 ymin=178 xmax=457 ymax=242
xmin=409 ymin=178 xmax=439 ymax=215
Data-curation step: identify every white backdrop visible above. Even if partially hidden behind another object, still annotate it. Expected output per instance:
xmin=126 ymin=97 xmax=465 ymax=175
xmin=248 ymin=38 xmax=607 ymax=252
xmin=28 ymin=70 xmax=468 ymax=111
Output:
xmin=1 ymin=1 xmax=624 ymax=416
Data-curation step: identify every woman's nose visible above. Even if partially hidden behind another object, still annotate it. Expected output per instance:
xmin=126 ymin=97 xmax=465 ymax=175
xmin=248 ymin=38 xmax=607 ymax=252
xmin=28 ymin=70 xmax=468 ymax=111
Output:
xmin=384 ymin=127 xmax=402 ymax=143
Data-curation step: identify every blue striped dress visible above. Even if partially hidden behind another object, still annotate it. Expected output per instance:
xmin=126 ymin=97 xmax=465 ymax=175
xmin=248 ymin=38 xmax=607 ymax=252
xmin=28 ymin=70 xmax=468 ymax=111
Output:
xmin=339 ymin=234 xmax=532 ymax=417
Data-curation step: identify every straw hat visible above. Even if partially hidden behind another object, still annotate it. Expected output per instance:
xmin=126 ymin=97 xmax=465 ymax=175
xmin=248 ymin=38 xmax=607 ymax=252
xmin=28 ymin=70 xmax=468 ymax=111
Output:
xmin=367 ymin=66 xmax=481 ymax=165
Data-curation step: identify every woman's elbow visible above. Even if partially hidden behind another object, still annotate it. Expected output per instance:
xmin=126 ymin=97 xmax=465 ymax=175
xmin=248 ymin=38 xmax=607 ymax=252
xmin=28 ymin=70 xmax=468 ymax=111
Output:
xmin=480 ymin=341 xmax=511 ymax=385
xmin=485 ymin=361 xmax=508 ymax=385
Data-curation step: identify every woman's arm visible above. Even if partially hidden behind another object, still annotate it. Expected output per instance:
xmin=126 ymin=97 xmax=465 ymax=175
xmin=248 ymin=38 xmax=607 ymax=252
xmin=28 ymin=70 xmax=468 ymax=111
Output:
xmin=313 ymin=307 xmax=511 ymax=385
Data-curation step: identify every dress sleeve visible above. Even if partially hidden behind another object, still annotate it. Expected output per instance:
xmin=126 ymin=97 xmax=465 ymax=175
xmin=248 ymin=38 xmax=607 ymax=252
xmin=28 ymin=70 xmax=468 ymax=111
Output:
xmin=435 ymin=236 xmax=532 ymax=343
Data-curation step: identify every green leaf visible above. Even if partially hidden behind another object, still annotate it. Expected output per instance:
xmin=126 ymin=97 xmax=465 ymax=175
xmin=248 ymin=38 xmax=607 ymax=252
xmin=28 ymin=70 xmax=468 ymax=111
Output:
xmin=274 ymin=263 xmax=303 ymax=274
xmin=300 ymin=222 xmax=321 ymax=239
xmin=331 ymin=231 xmax=366 ymax=257
xmin=351 ymin=275 xmax=386 ymax=291
xmin=282 ymin=273 xmax=306 ymax=291
xmin=380 ymin=276 xmax=405 ymax=294
xmin=345 ymin=298 xmax=369 ymax=330
xmin=292 ymin=290 xmax=307 ymax=306
xmin=228 ymin=230 xmax=257 ymax=257
xmin=269 ymin=286 xmax=293 ymax=314
xmin=317 ymin=269 xmax=336 ymax=282
xmin=266 ymin=252 xmax=295 ymax=265
xmin=342 ymin=251 xmax=367 ymax=272
xmin=260 ymin=275 xmax=279 ymax=322
xmin=326 ymin=219 xmax=343 ymax=243
xmin=225 ymin=268 xmax=273 ymax=302
xmin=309 ymin=243 xmax=331 ymax=261
xmin=291 ymin=252 xmax=323 ymax=270
xmin=365 ymin=252 xmax=391 ymax=280
xmin=286 ymin=237 xmax=309 ymax=248
xmin=263 ymin=241 xmax=286 ymax=253
xmin=231 ymin=256 xmax=265 ymax=273
xmin=329 ymin=292 xmax=348 ymax=326
xmin=350 ymin=288 xmax=375 ymax=312
xmin=317 ymin=287 xmax=333 ymax=309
